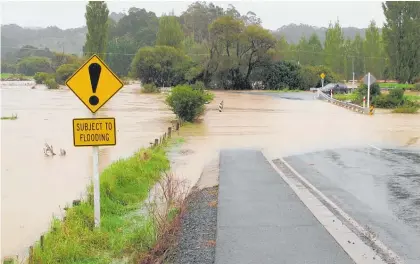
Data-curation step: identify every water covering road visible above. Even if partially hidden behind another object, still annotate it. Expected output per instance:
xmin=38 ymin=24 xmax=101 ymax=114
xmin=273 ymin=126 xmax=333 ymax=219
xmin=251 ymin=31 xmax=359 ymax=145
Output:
xmin=284 ymin=147 xmax=420 ymax=263
xmin=1 ymin=84 xmax=419 ymax=260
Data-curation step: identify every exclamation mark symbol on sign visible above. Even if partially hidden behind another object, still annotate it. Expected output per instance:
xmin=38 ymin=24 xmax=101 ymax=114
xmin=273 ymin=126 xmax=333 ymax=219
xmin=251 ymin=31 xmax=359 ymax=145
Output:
xmin=88 ymin=63 xmax=101 ymax=106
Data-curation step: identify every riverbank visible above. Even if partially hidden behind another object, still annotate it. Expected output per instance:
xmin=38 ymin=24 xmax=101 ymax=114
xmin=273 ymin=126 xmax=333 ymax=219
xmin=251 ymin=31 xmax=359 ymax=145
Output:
xmin=20 ymin=126 xmax=184 ymax=264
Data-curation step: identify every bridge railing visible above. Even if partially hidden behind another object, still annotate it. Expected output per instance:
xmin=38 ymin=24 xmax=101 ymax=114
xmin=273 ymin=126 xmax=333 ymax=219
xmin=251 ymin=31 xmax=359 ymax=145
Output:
xmin=317 ymin=90 xmax=367 ymax=114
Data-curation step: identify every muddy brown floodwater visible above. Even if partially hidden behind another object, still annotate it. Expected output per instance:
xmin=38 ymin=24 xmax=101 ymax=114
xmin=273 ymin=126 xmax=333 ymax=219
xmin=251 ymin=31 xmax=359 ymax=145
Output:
xmin=1 ymin=84 xmax=419 ymax=260
xmin=1 ymin=82 xmax=174 ymax=259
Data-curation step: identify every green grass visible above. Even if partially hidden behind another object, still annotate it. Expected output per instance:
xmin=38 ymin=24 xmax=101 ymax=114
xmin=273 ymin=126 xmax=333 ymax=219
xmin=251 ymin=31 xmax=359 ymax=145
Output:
xmin=1 ymin=114 xmax=18 ymax=120
xmin=0 ymin=73 xmax=32 ymax=81
xmin=404 ymin=94 xmax=420 ymax=102
xmin=392 ymin=105 xmax=419 ymax=113
xmin=31 ymin=140 xmax=179 ymax=264
xmin=379 ymin=82 xmax=415 ymax=89
xmin=333 ymin=93 xmax=360 ymax=102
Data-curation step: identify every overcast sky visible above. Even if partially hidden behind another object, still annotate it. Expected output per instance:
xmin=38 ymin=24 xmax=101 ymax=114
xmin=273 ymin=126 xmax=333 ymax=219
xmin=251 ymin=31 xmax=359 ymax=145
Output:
xmin=0 ymin=1 xmax=385 ymax=30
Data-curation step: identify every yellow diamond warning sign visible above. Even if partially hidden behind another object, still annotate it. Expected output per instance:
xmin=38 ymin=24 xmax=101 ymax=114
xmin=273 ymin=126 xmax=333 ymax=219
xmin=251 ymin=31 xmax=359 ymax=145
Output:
xmin=73 ymin=118 xmax=116 ymax=147
xmin=66 ymin=54 xmax=124 ymax=113
xmin=320 ymin=73 xmax=326 ymax=79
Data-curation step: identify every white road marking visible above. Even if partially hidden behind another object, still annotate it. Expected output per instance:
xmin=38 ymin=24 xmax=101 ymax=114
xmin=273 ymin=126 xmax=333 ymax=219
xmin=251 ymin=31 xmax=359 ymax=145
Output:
xmin=262 ymin=151 xmax=402 ymax=264
xmin=368 ymin=144 xmax=382 ymax=151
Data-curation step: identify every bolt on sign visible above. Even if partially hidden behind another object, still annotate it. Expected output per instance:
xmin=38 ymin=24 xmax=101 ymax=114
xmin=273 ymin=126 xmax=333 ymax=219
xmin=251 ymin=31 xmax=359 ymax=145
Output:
xmin=66 ymin=54 xmax=124 ymax=114
xmin=73 ymin=118 xmax=116 ymax=147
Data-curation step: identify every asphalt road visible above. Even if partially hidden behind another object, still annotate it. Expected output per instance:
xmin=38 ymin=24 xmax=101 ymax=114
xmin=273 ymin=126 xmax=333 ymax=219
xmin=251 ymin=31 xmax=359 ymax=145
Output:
xmin=284 ymin=147 xmax=420 ymax=264
xmin=215 ymin=149 xmax=354 ymax=264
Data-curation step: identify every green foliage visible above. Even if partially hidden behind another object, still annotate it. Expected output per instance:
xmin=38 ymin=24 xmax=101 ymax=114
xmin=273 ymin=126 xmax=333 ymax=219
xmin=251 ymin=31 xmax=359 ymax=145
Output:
xmin=45 ymin=78 xmax=59 ymax=89
xmin=106 ymin=35 xmax=138 ymax=76
xmin=130 ymin=45 xmax=191 ymax=87
xmin=0 ymin=73 xmax=31 ymax=81
xmin=357 ymin=83 xmax=381 ymax=99
xmin=262 ymin=61 xmax=302 ymax=90
xmin=1 ymin=62 xmax=17 ymax=73
xmin=414 ymin=83 xmax=420 ymax=91
xmin=165 ymin=85 xmax=213 ymax=122
xmin=382 ymin=1 xmax=420 ymax=83
xmin=34 ymin=72 xmax=54 ymax=84
xmin=156 ymin=16 xmax=184 ymax=49
xmin=32 ymin=146 xmax=170 ymax=263
xmin=371 ymin=88 xmax=414 ymax=108
xmin=142 ymin=83 xmax=160 ymax=93
xmin=364 ymin=20 xmax=384 ymax=80
xmin=84 ymin=1 xmax=109 ymax=60
xmin=17 ymin=56 xmax=52 ymax=76
xmin=392 ymin=106 xmax=419 ymax=113
xmin=55 ymin=64 xmax=79 ymax=84
xmin=191 ymin=81 xmax=205 ymax=91
xmin=324 ymin=21 xmax=344 ymax=74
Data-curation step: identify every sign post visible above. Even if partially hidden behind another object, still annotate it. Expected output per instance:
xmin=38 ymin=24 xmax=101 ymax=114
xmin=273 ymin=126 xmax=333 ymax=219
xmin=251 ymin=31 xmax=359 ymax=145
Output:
xmin=66 ymin=54 xmax=123 ymax=227
xmin=363 ymin=72 xmax=376 ymax=114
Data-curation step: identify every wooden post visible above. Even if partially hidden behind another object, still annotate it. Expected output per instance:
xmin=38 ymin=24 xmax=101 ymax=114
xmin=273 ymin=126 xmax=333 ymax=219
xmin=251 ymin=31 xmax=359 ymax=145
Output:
xmin=154 ymin=138 xmax=158 ymax=147
xmin=176 ymin=122 xmax=180 ymax=131
xmin=40 ymin=235 xmax=44 ymax=250
xmin=168 ymin=127 xmax=172 ymax=138
xmin=29 ymin=246 xmax=34 ymax=264
xmin=72 ymin=200 xmax=80 ymax=206
xmin=164 ymin=132 xmax=167 ymax=140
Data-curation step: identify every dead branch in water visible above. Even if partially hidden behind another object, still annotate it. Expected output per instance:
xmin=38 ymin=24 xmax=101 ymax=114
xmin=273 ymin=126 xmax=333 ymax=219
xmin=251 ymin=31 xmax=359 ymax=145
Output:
xmin=43 ymin=143 xmax=56 ymax=156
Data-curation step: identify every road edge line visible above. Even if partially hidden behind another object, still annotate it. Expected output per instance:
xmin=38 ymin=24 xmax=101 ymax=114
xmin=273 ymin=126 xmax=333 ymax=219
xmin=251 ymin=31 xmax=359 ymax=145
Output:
xmin=261 ymin=151 xmax=401 ymax=264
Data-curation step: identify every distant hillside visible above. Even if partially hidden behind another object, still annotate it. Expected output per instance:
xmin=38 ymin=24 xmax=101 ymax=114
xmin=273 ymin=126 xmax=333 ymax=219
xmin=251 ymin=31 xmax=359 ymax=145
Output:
xmin=1 ymin=23 xmax=370 ymax=58
xmin=272 ymin=23 xmax=368 ymax=44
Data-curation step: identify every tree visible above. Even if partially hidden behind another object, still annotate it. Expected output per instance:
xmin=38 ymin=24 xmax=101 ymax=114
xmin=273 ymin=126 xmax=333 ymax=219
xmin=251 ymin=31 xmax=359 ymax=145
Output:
xmin=364 ymin=20 xmax=383 ymax=79
xmin=156 ymin=16 xmax=184 ymax=49
xmin=351 ymin=33 xmax=365 ymax=78
xmin=55 ymin=64 xmax=80 ymax=84
xmin=106 ymin=35 xmax=138 ymax=76
xmin=307 ymin=33 xmax=323 ymax=66
xmin=130 ymin=45 xmax=191 ymax=87
xmin=324 ymin=21 xmax=344 ymax=76
xmin=17 ymin=56 xmax=52 ymax=76
xmin=382 ymin=1 xmax=420 ymax=83
xmin=84 ymin=1 xmax=109 ymax=60
xmin=180 ymin=2 xmax=224 ymax=43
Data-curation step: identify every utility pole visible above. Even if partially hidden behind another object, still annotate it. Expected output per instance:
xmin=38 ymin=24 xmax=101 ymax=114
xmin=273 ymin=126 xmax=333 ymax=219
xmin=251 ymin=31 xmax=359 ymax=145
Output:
xmin=352 ymin=56 xmax=355 ymax=89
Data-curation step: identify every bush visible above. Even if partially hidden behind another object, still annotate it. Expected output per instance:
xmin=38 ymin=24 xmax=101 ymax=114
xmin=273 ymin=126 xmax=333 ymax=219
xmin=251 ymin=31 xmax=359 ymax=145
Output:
xmin=392 ymin=106 xmax=419 ymax=113
xmin=413 ymin=83 xmax=420 ymax=91
xmin=142 ymin=83 xmax=160 ymax=93
xmin=17 ymin=56 xmax=52 ymax=76
xmin=55 ymin=64 xmax=79 ymax=84
xmin=45 ymin=78 xmax=59 ymax=89
xmin=34 ymin=72 xmax=53 ymax=84
xmin=165 ymin=85 xmax=213 ymax=122
xmin=191 ymin=81 xmax=205 ymax=91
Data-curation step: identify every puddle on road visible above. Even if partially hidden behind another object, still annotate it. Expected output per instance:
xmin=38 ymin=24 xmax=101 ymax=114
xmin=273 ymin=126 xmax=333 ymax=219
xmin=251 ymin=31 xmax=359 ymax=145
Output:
xmin=2 ymin=85 xmax=419 ymax=259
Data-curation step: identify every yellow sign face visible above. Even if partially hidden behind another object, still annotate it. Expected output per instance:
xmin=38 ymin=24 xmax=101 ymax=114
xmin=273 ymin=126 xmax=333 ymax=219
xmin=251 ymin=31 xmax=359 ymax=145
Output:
xmin=73 ymin=118 xmax=116 ymax=147
xmin=66 ymin=54 xmax=124 ymax=113
xmin=320 ymin=73 xmax=326 ymax=79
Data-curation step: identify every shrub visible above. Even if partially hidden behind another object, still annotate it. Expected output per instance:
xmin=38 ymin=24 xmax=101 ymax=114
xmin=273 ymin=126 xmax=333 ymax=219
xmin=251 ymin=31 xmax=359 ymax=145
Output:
xmin=142 ymin=83 xmax=160 ymax=93
xmin=413 ymin=83 xmax=420 ymax=91
xmin=191 ymin=81 xmax=205 ymax=91
xmin=392 ymin=106 xmax=419 ymax=113
xmin=34 ymin=72 xmax=53 ymax=84
xmin=45 ymin=78 xmax=59 ymax=89
xmin=55 ymin=64 xmax=79 ymax=84
xmin=166 ymin=85 xmax=213 ymax=122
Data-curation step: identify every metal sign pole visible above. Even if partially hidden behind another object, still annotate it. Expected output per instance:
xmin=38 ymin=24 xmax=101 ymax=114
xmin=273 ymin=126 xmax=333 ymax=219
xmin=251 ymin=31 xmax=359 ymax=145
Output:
xmin=92 ymin=112 xmax=100 ymax=228
xmin=367 ymin=72 xmax=371 ymax=110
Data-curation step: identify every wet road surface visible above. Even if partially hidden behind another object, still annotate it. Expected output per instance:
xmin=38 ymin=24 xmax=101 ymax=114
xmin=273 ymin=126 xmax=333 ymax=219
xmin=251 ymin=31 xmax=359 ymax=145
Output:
xmin=216 ymin=149 xmax=354 ymax=264
xmin=284 ymin=147 xmax=420 ymax=263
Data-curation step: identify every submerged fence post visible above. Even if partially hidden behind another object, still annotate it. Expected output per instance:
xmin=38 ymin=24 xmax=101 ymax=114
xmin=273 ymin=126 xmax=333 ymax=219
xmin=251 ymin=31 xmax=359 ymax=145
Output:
xmin=176 ymin=122 xmax=180 ymax=131
xmin=154 ymin=138 xmax=158 ymax=147
xmin=168 ymin=127 xmax=172 ymax=138
xmin=40 ymin=235 xmax=44 ymax=250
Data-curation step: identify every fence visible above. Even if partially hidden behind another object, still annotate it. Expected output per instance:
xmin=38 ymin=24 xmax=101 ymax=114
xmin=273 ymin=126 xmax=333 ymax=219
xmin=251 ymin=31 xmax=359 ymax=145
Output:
xmin=317 ymin=90 xmax=370 ymax=115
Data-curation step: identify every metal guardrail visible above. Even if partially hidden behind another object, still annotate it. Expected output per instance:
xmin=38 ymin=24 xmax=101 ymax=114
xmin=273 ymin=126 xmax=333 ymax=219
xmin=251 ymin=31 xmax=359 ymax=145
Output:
xmin=317 ymin=90 xmax=368 ymax=114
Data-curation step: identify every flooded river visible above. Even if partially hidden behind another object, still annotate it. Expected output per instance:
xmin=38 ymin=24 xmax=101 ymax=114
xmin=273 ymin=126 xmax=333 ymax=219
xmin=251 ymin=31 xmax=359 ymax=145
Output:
xmin=1 ymin=83 xmax=420 ymax=259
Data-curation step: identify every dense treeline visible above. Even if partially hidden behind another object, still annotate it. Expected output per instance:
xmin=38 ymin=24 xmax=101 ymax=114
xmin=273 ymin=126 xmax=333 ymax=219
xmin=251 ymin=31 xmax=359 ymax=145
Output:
xmin=2 ymin=1 xmax=420 ymax=88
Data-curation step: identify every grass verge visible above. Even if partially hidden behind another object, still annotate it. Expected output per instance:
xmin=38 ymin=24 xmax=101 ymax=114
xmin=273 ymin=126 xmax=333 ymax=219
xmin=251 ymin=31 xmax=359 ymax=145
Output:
xmin=392 ymin=106 xmax=419 ymax=113
xmin=379 ymin=82 xmax=415 ymax=90
xmin=31 ymin=139 xmax=181 ymax=264
xmin=0 ymin=73 xmax=32 ymax=81
xmin=1 ymin=114 xmax=18 ymax=120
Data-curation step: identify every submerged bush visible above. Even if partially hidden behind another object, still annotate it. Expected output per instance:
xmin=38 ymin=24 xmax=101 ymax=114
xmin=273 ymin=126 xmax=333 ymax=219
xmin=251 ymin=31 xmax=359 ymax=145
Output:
xmin=166 ymin=85 xmax=214 ymax=122
xmin=45 ymin=78 xmax=59 ymax=89
xmin=34 ymin=72 xmax=53 ymax=84
xmin=142 ymin=83 xmax=160 ymax=93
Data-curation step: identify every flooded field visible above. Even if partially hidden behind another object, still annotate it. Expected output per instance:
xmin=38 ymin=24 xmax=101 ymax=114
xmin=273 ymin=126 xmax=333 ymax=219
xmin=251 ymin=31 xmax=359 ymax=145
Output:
xmin=1 ymin=83 xmax=419 ymax=259
xmin=1 ymin=82 xmax=174 ymax=258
